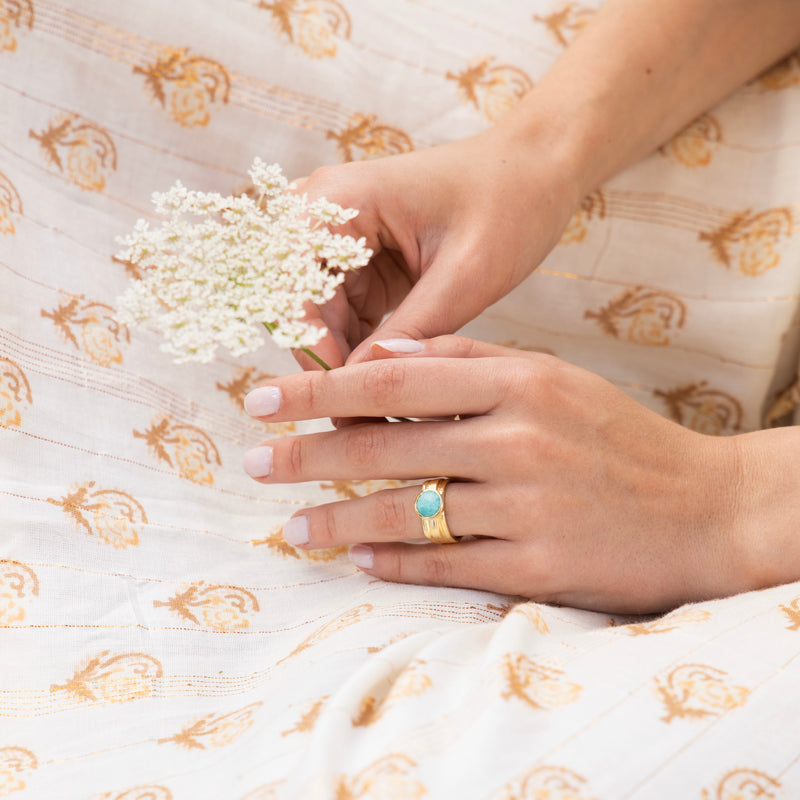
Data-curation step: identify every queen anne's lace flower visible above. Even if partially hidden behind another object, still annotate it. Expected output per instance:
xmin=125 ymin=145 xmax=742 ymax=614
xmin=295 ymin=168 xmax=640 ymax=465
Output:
xmin=115 ymin=159 xmax=371 ymax=363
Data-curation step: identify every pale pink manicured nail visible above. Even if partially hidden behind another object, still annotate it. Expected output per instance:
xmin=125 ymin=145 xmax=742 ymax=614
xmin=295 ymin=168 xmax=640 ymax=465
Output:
xmin=243 ymin=446 xmax=273 ymax=478
xmin=371 ymin=339 xmax=424 ymax=354
xmin=283 ymin=516 xmax=309 ymax=546
xmin=244 ymin=386 xmax=281 ymax=417
xmin=349 ymin=545 xmax=374 ymax=569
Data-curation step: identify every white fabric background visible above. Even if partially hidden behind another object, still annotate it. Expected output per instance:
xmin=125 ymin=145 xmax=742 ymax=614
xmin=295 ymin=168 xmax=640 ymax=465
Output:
xmin=1 ymin=1 xmax=800 ymax=798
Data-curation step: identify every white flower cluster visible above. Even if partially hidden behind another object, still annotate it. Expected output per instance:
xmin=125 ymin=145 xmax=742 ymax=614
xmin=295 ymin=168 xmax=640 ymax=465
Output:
xmin=115 ymin=158 xmax=372 ymax=363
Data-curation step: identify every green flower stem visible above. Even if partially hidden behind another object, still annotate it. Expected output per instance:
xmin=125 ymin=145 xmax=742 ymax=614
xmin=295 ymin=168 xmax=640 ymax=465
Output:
xmin=262 ymin=322 xmax=409 ymax=422
xmin=299 ymin=345 xmax=334 ymax=371
xmin=263 ymin=321 xmax=334 ymax=371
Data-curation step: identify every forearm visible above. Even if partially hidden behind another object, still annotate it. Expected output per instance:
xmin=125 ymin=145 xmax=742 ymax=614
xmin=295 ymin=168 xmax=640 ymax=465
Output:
xmin=496 ymin=0 xmax=800 ymax=195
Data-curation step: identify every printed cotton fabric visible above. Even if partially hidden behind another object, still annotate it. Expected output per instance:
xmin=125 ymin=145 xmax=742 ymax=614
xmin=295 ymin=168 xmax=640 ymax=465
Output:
xmin=2 ymin=1 xmax=800 ymax=799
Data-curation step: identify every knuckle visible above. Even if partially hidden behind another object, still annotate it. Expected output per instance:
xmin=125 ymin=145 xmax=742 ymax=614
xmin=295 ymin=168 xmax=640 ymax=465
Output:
xmin=362 ymin=360 xmax=408 ymax=404
xmin=344 ymin=425 xmax=387 ymax=468
xmin=296 ymin=373 xmax=325 ymax=416
xmin=304 ymin=163 xmax=367 ymax=211
xmin=438 ymin=335 xmax=480 ymax=358
xmin=305 ymin=164 xmax=339 ymax=193
xmin=380 ymin=546 xmax=405 ymax=582
xmin=316 ymin=504 xmax=341 ymax=548
xmin=372 ymin=491 xmax=407 ymax=536
xmin=421 ymin=550 xmax=454 ymax=586
xmin=285 ymin=436 xmax=307 ymax=478
xmin=487 ymin=421 xmax=536 ymax=459
xmin=494 ymin=364 xmax=531 ymax=405
xmin=497 ymin=354 xmax=560 ymax=405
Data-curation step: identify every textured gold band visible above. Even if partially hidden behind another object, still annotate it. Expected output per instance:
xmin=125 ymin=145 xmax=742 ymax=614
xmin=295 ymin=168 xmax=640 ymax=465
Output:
xmin=414 ymin=478 xmax=458 ymax=544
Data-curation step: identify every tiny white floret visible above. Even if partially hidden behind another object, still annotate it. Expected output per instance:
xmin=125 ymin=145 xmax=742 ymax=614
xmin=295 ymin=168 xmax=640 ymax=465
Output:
xmin=115 ymin=159 xmax=372 ymax=362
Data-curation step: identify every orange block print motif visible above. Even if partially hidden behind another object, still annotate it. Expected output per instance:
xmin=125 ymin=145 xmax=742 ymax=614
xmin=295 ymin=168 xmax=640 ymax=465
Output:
xmin=334 ymin=754 xmax=426 ymax=800
xmin=764 ymin=377 xmax=800 ymax=428
xmin=699 ymin=207 xmax=795 ymax=276
xmin=0 ymin=561 xmax=39 ymax=626
xmin=559 ymin=190 xmax=606 ymax=244
xmin=498 ymin=654 xmax=582 ymax=709
xmin=0 ymin=172 xmax=22 ymax=234
xmin=91 ymin=787 xmax=173 ymax=800
xmin=327 ymin=113 xmax=413 ymax=162
xmin=51 ymin=651 xmax=163 ymax=704
xmin=584 ymin=286 xmax=687 ymax=346
xmin=134 ymin=48 xmax=230 ymax=127
xmin=49 ymin=482 xmax=147 ymax=548
xmin=259 ymin=0 xmax=351 ymax=59
xmin=758 ymin=50 xmax=800 ymax=90
xmin=0 ymin=358 xmax=31 ymax=428
xmin=278 ymin=603 xmax=372 ymax=664
xmin=111 ymin=253 xmax=147 ymax=281
xmin=533 ymin=2 xmax=595 ymax=47
xmin=41 ymin=294 xmax=129 ymax=366
xmin=778 ymin=595 xmax=800 ymax=630
xmin=29 ymin=114 xmax=116 ymax=192
xmin=446 ymin=57 xmax=533 ymax=122
xmin=511 ymin=602 xmax=550 ymax=634
xmin=352 ymin=661 xmax=433 ymax=727
xmin=700 ymin=768 xmax=781 ymax=800
xmin=0 ymin=0 xmax=34 ymax=54
xmin=654 ymin=663 xmax=749 ymax=723
xmin=619 ymin=608 xmax=712 ymax=636
xmin=281 ymin=696 xmax=328 ymax=737
xmin=661 ymin=113 xmax=723 ymax=167
xmin=0 ymin=748 xmax=37 ymax=798
xmin=153 ymin=582 xmax=259 ymax=632
xmin=252 ymin=525 xmax=346 ymax=562
xmin=654 ymin=382 xmax=743 ymax=435
xmin=497 ymin=765 xmax=599 ymax=800
xmin=160 ymin=702 xmax=262 ymax=749
xmin=239 ymin=785 xmax=283 ymax=800
xmin=133 ymin=415 xmax=221 ymax=485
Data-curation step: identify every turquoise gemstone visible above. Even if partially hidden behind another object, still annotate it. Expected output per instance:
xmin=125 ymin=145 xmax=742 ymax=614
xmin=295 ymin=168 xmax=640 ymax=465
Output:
xmin=415 ymin=489 xmax=442 ymax=518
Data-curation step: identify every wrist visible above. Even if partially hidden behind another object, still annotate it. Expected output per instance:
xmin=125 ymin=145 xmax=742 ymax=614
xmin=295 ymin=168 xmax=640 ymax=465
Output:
xmin=729 ymin=427 xmax=800 ymax=593
xmin=486 ymin=54 xmax=656 ymax=202
xmin=482 ymin=97 xmax=591 ymax=217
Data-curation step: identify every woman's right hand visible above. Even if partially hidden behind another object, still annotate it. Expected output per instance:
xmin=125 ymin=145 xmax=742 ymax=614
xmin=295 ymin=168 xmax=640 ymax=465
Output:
xmin=291 ymin=121 xmax=584 ymax=369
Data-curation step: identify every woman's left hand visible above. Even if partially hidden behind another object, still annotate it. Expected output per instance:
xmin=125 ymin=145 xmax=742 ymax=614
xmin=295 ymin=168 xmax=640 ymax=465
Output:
xmin=242 ymin=336 xmax=756 ymax=614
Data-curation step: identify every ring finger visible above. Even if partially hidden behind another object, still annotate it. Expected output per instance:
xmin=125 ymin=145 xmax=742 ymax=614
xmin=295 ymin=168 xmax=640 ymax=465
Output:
xmin=281 ymin=481 xmax=514 ymax=550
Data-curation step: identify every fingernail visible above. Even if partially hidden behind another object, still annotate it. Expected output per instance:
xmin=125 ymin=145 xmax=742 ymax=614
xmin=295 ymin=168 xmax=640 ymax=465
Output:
xmin=243 ymin=446 xmax=273 ymax=478
xmin=283 ymin=515 xmax=309 ymax=546
xmin=349 ymin=545 xmax=374 ymax=569
xmin=372 ymin=339 xmax=424 ymax=354
xmin=244 ymin=386 xmax=281 ymax=417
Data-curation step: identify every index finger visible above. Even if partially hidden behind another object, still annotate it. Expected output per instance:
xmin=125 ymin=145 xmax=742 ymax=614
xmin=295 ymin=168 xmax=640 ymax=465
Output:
xmin=243 ymin=357 xmax=514 ymax=422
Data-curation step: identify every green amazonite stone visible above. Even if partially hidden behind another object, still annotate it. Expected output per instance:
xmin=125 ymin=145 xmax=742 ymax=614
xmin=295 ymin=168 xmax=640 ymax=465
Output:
xmin=415 ymin=489 xmax=442 ymax=518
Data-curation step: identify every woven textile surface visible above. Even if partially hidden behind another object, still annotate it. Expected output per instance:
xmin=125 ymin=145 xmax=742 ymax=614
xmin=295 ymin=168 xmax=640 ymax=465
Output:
xmin=2 ymin=1 xmax=800 ymax=798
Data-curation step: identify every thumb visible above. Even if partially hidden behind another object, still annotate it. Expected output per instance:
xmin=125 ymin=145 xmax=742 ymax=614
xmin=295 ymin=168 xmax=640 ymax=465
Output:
xmin=345 ymin=260 xmax=489 ymax=365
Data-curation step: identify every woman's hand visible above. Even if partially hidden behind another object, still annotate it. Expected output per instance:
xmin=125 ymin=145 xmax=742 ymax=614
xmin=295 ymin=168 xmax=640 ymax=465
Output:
xmin=289 ymin=125 xmax=583 ymax=369
xmin=242 ymin=336 xmax=764 ymax=614
xmin=287 ymin=0 xmax=800 ymax=371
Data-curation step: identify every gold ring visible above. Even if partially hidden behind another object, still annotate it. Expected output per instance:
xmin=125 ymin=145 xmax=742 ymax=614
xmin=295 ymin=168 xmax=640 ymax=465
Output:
xmin=414 ymin=478 xmax=458 ymax=544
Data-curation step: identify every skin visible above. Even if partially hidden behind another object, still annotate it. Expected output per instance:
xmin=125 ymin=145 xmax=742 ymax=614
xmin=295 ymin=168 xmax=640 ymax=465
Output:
xmin=243 ymin=336 xmax=800 ymax=613
xmin=293 ymin=0 xmax=800 ymax=367
xmin=288 ymin=130 xmax=579 ymax=371
xmin=244 ymin=0 xmax=800 ymax=612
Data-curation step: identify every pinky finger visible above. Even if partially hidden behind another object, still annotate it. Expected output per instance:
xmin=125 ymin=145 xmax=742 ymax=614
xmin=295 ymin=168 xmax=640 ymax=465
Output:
xmin=349 ymin=538 xmax=528 ymax=596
